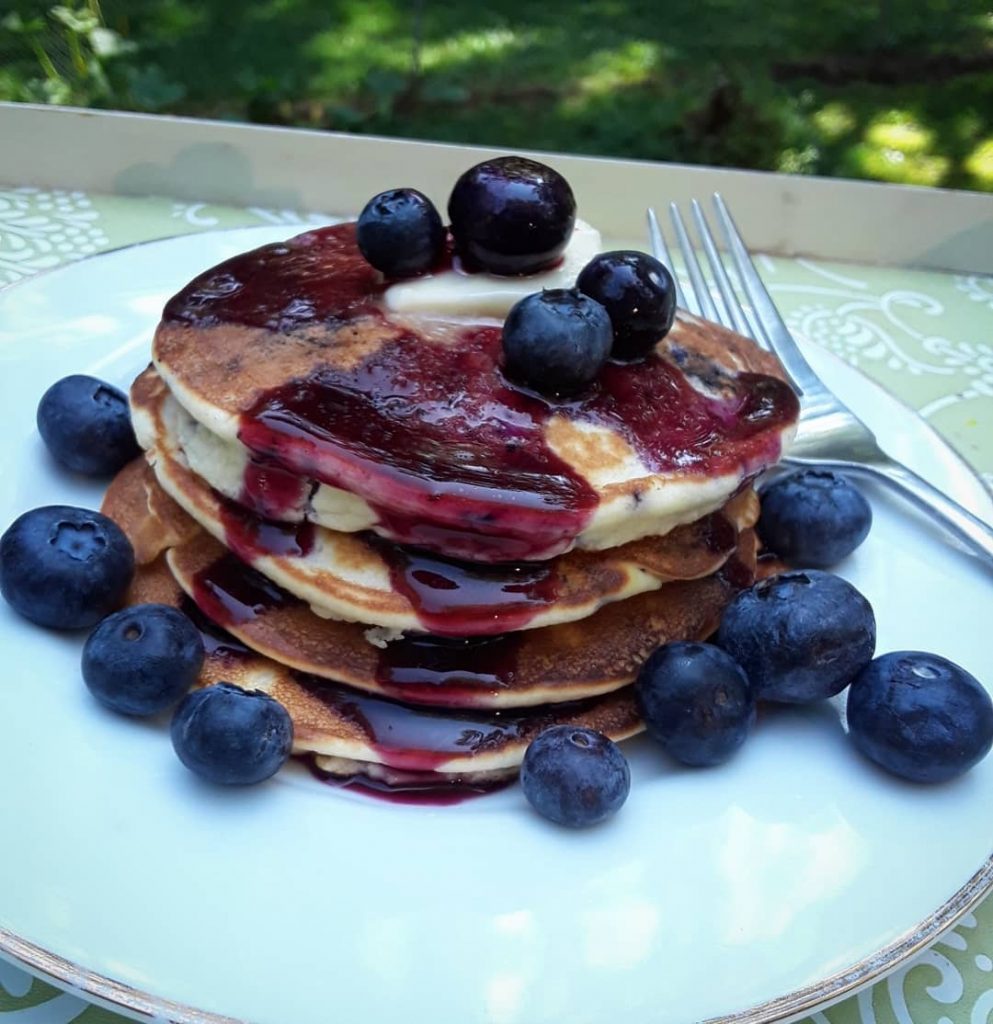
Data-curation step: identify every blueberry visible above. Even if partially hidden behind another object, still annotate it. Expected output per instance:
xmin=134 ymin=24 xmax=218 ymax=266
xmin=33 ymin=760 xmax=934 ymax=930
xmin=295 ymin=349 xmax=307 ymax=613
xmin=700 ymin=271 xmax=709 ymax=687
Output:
xmin=0 ymin=506 xmax=134 ymax=629
xmin=82 ymin=604 xmax=204 ymax=716
xmin=37 ymin=375 xmax=141 ymax=477
xmin=356 ymin=188 xmax=445 ymax=278
xmin=521 ymin=725 xmax=630 ymax=827
xmin=635 ymin=641 xmax=755 ymax=766
xmin=577 ymin=250 xmax=677 ymax=360
xmin=758 ymin=469 xmax=872 ymax=568
xmin=502 ymin=289 xmax=612 ymax=397
xmin=847 ymin=652 xmax=993 ymax=783
xmin=717 ymin=570 xmax=875 ymax=703
xmin=171 ymin=682 xmax=293 ymax=785
xmin=448 ymin=156 xmax=576 ymax=276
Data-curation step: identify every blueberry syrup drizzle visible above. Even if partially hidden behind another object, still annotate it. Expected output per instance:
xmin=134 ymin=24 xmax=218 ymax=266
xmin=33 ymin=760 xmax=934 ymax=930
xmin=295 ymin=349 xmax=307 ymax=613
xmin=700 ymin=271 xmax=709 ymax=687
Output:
xmin=292 ymin=672 xmax=592 ymax=773
xmin=305 ymin=755 xmax=512 ymax=806
xmin=184 ymin=550 xmax=526 ymax=703
xmin=178 ymin=595 xmax=252 ymax=658
xmin=191 ymin=551 xmax=300 ymax=627
xmin=163 ymin=223 xmax=798 ymax=562
xmin=374 ymin=631 xmax=522 ymax=702
xmin=217 ymin=493 xmax=316 ymax=562
xmin=241 ymin=458 xmax=310 ymax=520
xmin=369 ymin=538 xmax=558 ymax=635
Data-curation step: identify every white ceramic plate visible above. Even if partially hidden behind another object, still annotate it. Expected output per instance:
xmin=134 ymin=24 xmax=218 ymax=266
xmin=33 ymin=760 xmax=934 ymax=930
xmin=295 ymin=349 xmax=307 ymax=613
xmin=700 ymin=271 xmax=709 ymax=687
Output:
xmin=0 ymin=228 xmax=991 ymax=1024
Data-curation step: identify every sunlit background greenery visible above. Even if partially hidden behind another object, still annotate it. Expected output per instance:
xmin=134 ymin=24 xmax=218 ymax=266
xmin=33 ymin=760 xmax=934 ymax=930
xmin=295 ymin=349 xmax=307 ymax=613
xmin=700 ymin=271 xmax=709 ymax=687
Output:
xmin=2 ymin=0 xmax=992 ymax=191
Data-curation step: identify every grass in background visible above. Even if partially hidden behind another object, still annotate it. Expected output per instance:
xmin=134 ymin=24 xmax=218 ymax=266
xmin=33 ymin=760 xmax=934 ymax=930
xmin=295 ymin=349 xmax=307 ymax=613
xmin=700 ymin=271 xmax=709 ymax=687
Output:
xmin=2 ymin=0 xmax=992 ymax=191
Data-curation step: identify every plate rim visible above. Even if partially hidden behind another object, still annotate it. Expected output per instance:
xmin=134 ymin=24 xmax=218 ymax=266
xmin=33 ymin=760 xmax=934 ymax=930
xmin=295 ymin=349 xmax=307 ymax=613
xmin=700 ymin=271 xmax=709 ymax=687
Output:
xmin=1 ymin=228 xmax=991 ymax=1024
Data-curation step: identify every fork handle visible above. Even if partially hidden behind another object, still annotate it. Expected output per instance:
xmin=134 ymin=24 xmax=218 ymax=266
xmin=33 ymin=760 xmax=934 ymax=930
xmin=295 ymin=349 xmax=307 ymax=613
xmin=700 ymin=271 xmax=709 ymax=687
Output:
xmin=785 ymin=456 xmax=993 ymax=569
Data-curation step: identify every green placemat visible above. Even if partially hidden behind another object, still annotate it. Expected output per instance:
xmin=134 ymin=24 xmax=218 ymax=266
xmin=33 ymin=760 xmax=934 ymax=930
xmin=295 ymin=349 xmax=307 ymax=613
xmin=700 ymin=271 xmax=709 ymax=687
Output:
xmin=1 ymin=185 xmax=992 ymax=1024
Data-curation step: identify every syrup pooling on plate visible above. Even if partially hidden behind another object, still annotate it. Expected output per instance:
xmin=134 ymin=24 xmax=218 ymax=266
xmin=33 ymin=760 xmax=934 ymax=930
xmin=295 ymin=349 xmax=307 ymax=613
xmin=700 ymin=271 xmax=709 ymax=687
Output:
xmin=163 ymin=224 xmax=798 ymax=561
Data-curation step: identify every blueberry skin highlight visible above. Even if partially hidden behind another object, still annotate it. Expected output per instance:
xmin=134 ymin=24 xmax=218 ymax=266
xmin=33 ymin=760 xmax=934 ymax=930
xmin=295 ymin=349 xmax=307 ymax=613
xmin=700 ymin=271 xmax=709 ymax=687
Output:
xmin=448 ymin=156 xmax=576 ymax=276
xmin=717 ymin=570 xmax=876 ymax=703
xmin=171 ymin=682 xmax=293 ymax=785
xmin=0 ymin=506 xmax=134 ymax=629
xmin=37 ymin=375 xmax=141 ymax=477
xmin=758 ymin=469 xmax=872 ymax=568
xmin=577 ymin=250 xmax=677 ymax=360
xmin=635 ymin=642 xmax=755 ymax=766
xmin=82 ymin=604 xmax=205 ymax=716
xmin=502 ymin=288 xmax=612 ymax=397
xmin=521 ymin=725 xmax=630 ymax=828
xmin=356 ymin=188 xmax=445 ymax=278
xmin=847 ymin=652 xmax=993 ymax=783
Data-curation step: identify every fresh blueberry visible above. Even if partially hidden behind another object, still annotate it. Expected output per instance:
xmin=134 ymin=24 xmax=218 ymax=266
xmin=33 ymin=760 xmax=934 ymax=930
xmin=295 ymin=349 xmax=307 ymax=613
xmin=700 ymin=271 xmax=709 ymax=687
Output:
xmin=635 ymin=641 xmax=755 ymax=766
xmin=758 ymin=469 xmax=872 ymax=568
xmin=37 ymin=375 xmax=141 ymax=477
xmin=448 ymin=156 xmax=576 ymax=276
xmin=356 ymin=188 xmax=445 ymax=278
xmin=577 ymin=250 xmax=677 ymax=360
xmin=847 ymin=652 xmax=993 ymax=783
xmin=521 ymin=725 xmax=630 ymax=827
xmin=502 ymin=288 xmax=612 ymax=397
xmin=717 ymin=570 xmax=875 ymax=703
xmin=82 ymin=604 xmax=204 ymax=716
xmin=171 ymin=682 xmax=293 ymax=785
xmin=0 ymin=506 xmax=134 ymax=629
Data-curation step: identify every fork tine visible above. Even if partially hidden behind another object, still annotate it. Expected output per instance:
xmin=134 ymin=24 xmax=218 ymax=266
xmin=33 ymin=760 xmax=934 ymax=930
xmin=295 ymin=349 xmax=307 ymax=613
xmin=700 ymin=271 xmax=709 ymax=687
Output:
xmin=712 ymin=194 xmax=826 ymax=397
xmin=669 ymin=202 xmax=719 ymax=323
xmin=646 ymin=208 xmax=690 ymax=312
xmin=689 ymin=199 xmax=753 ymax=339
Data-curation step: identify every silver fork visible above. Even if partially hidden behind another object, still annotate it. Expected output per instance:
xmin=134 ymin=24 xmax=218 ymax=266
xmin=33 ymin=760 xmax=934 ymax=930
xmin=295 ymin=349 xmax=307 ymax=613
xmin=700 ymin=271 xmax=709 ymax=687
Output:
xmin=647 ymin=197 xmax=993 ymax=568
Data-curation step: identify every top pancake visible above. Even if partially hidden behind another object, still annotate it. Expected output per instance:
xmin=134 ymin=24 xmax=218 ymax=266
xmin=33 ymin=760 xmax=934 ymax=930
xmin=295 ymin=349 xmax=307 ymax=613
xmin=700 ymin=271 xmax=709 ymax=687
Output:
xmin=152 ymin=223 xmax=798 ymax=562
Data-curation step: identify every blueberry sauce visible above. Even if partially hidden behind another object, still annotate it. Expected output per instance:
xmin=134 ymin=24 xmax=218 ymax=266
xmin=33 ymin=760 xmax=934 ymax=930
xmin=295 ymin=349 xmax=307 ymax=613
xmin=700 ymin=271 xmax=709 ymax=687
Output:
xmin=217 ymin=494 xmax=315 ymax=561
xmin=375 ymin=631 xmax=522 ymax=701
xmin=305 ymin=755 xmax=512 ymax=805
xmin=191 ymin=551 xmax=300 ymax=627
xmin=241 ymin=458 xmax=310 ymax=520
xmin=292 ymin=672 xmax=592 ymax=772
xmin=163 ymin=224 xmax=799 ymax=562
xmin=369 ymin=538 xmax=558 ymax=635
xmin=178 ymin=595 xmax=252 ymax=658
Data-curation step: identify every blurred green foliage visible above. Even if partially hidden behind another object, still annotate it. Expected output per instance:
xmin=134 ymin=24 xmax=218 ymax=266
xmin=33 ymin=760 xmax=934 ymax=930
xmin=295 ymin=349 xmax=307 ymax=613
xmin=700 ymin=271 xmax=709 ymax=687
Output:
xmin=2 ymin=0 xmax=992 ymax=190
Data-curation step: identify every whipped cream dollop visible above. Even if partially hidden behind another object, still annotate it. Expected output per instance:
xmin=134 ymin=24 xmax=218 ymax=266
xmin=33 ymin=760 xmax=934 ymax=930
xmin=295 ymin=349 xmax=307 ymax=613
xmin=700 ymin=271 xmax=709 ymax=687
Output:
xmin=383 ymin=219 xmax=603 ymax=318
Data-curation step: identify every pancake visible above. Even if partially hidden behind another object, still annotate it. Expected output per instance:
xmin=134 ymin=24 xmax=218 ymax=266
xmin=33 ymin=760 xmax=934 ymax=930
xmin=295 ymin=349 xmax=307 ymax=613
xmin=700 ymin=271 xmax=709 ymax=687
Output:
xmin=133 ymin=371 xmax=759 ymax=636
xmin=166 ymin=526 xmax=753 ymax=708
xmin=114 ymin=551 xmax=644 ymax=777
xmin=151 ymin=222 xmax=799 ymax=563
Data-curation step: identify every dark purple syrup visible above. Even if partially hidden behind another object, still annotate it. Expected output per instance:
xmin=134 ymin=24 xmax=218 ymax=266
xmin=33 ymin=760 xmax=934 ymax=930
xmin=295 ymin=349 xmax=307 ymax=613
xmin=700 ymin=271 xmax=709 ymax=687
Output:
xmin=191 ymin=551 xmax=300 ymax=627
xmin=165 ymin=223 xmax=798 ymax=561
xmin=178 ymin=595 xmax=252 ymax=657
xmin=305 ymin=755 xmax=511 ymax=805
xmin=240 ymin=458 xmax=310 ymax=520
xmin=370 ymin=538 xmax=557 ymax=635
xmin=375 ymin=631 xmax=521 ymax=703
xmin=292 ymin=673 xmax=585 ymax=772
xmin=217 ymin=494 xmax=316 ymax=561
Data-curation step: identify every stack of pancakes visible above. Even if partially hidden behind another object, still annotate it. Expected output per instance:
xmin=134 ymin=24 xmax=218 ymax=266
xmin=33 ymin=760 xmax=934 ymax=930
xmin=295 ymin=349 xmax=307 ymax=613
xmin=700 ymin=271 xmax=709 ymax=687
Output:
xmin=104 ymin=223 xmax=799 ymax=794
